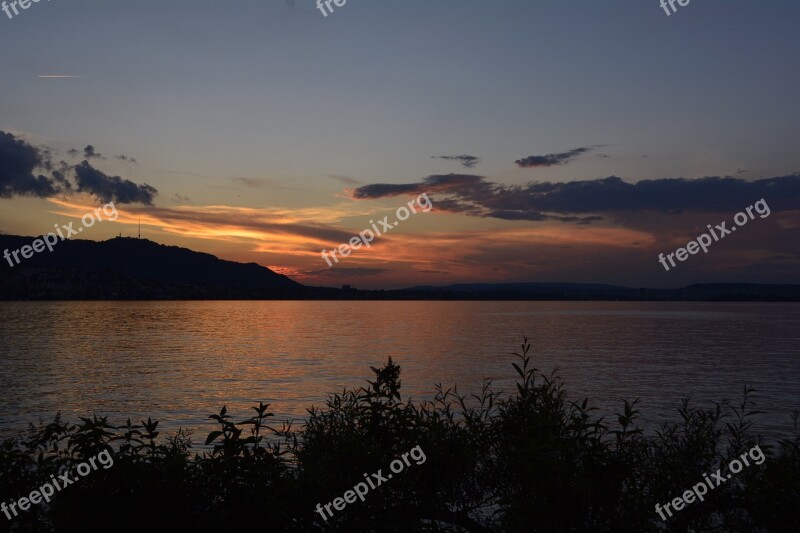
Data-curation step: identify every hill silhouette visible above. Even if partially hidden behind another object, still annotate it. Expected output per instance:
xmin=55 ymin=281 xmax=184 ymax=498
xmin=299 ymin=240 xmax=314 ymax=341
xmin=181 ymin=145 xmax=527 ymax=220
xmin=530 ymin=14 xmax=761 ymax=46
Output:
xmin=0 ymin=236 xmax=302 ymax=299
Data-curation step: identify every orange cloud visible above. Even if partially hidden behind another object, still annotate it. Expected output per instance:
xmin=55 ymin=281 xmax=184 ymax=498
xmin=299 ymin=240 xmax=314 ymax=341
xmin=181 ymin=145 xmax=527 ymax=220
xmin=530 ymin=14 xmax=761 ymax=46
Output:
xmin=44 ymin=197 xmax=657 ymax=288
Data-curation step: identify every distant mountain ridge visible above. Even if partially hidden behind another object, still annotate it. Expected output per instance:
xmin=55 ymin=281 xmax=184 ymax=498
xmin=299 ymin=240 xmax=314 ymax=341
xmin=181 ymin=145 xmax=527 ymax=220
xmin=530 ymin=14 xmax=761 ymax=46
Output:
xmin=400 ymin=282 xmax=800 ymax=301
xmin=0 ymin=235 xmax=797 ymax=300
xmin=410 ymin=282 xmax=634 ymax=294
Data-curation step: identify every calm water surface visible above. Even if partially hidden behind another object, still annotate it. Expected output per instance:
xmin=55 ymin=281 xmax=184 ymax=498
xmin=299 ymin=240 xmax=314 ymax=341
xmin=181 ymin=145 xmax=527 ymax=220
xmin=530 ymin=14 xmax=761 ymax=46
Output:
xmin=0 ymin=301 xmax=798 ymax=442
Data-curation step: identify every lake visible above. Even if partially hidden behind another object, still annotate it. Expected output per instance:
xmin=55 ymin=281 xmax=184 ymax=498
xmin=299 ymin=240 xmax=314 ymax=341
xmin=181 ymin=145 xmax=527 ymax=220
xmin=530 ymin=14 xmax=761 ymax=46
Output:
xmin=0 ymin=301 xmax=798 ymax=444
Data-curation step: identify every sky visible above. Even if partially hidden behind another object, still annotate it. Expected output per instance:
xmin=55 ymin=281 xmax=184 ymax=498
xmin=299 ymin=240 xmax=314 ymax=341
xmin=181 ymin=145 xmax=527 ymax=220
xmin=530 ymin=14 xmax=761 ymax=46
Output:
xmin=1 ymin=0 xmax=798 ymax=289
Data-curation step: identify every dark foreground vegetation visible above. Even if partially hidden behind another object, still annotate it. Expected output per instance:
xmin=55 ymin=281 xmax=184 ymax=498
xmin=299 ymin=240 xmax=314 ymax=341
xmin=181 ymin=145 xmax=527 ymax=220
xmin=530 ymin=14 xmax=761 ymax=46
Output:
xmin=1 ymin=339 xmax=798 ymax=532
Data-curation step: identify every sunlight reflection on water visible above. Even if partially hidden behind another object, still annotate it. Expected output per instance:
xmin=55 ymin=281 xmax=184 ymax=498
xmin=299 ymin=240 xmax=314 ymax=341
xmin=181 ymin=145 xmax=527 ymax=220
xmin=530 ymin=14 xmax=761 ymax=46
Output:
xmin=0 ymin=301 xmax=797 ymax=444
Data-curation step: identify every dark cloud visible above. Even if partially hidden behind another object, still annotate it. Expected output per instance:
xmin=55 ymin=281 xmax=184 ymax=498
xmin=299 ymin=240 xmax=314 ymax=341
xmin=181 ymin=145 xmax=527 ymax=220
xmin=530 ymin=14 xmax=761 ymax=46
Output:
xmin=521 ymin=175 xmax=800 ymax=214
xmin=114 ymin=154 xmax=137 ymax=163
xmin=0 ymin=131 xmax=158 ymax=205
xmin=352 ymin=182 xmax=425 ymax=198
xmin=515 ymin=147 xmax=592 ymax=168
xmin=73 ymin=161 xmax=158 ymax=205
xmin=434 ymin=154 xmax=480 ymax=168
xmin=51 ymin=169 xmax=73 ymax=192
xmin=484 ymin=210 xmax=602 ymax=224
xmin=353 ymin=173 xmax=800 ymax=224
xmin=352 ymin=174 xmax=492 ymax=199
xmin=427 ymin=197 xmax=485 ymax=216
xmin=38 ymin=148 xmax=56 ymax=171
xmin=82 ymin=145 xmax=105 ymax=160
xmin=172 ymin=193 xmax=191 ymax=203
xmin=480 ymin=209 xmax=551 ymax=221
xmin=0 ymin=131 xmax=61 ymax=198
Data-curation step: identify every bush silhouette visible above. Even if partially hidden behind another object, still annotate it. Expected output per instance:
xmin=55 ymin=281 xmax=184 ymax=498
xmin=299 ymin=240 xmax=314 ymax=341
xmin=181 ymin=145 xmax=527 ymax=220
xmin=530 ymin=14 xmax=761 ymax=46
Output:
xmin=0 ymin=338 xmax=797 ymax=532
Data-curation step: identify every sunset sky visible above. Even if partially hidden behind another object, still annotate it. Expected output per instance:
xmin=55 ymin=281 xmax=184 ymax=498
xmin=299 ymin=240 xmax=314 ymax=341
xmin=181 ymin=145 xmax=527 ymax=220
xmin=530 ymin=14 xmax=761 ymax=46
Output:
xmin=1 ymin=0 xmax=798 ymax=288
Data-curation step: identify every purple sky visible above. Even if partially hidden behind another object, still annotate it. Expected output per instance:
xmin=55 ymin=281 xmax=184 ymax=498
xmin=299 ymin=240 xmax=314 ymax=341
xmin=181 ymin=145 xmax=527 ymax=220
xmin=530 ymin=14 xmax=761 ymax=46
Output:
xmin=1 ymin=0 xmax=798 ymax=288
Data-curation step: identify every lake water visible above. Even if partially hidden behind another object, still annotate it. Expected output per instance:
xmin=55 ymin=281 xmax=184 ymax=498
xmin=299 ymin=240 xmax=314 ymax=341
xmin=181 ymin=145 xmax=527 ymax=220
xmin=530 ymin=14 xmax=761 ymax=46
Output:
xmin=0 ymin=301 xmax=798 ymax=444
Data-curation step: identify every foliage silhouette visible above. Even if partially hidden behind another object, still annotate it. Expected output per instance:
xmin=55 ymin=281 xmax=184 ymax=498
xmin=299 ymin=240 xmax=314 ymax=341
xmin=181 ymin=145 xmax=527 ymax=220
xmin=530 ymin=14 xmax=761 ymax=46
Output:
xmin=0 ymin=338 xmax=797 ymax=532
